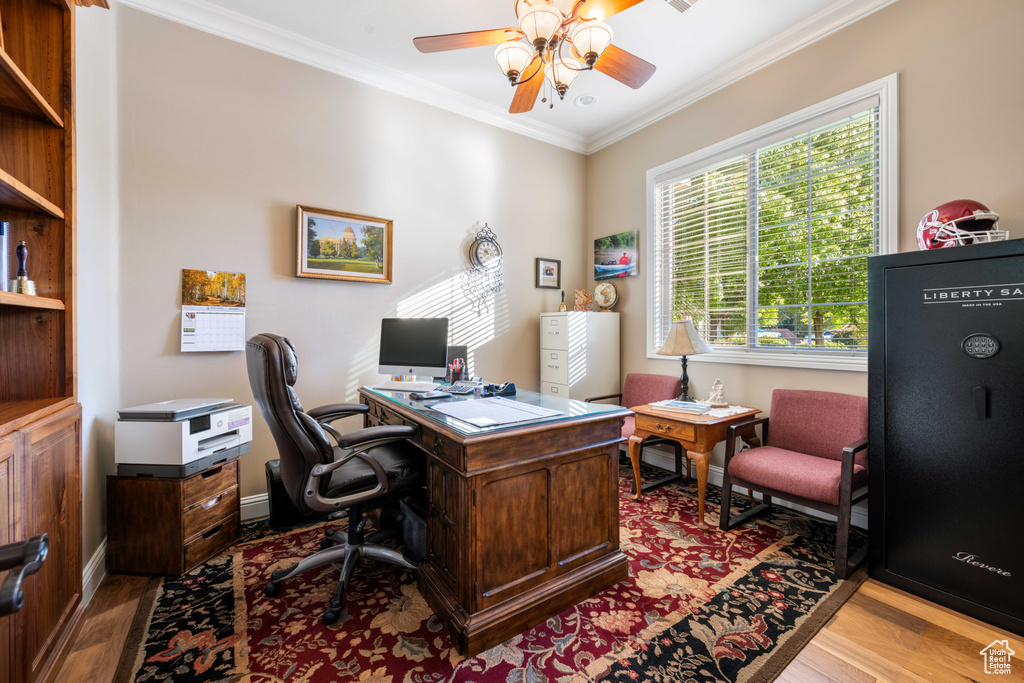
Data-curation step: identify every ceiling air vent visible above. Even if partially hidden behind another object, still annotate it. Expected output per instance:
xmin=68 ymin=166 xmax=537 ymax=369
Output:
xmin=662 ymin=0 xmax=698 ymax=15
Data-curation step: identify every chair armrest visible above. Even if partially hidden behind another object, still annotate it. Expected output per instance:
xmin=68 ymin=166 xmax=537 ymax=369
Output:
xmin=302 ymin=425 xmax=418 ymax=513
xmin=725 ymin=416 xmax=770 ymax=467
xmin=840 ymin=436 xmax=869 ymax=495
xmin=307 ymin=403 xmax=369 ymax=423
xmin=842 ymin=437 xmax=869 ymax=460
xmin=0 ymin=535 xmax=47 ymax=617
xmin=584 ymin=393 xmax=623 ymax=404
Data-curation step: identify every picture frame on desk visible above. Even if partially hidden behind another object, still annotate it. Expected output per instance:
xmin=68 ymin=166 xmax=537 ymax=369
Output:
xmin=296 ymin=205 xmax=393 ymax=285
xmin=535 ymin=257 xmax=561 ymax=289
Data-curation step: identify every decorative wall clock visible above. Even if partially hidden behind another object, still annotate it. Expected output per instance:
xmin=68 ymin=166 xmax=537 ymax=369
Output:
xmin=462 ymin=224 xmax=504 ymax=313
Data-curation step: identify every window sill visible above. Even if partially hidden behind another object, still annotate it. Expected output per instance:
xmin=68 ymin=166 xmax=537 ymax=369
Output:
xmin=647 ymin=347 xmax=867 ymax=372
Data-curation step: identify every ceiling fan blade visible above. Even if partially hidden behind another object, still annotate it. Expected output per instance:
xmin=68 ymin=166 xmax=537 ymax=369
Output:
xmin=594 ymin=44 xmax=656 ymax=89
xmin=510 ymin=57 xmax=545 ymax=114
xmin=578 ymin=0 xmax=644 ymax=21
xmin=414 ymin=29 xmax=521 ymax=53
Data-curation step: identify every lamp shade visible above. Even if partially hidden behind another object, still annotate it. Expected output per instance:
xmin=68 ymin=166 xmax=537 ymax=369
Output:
xmin=519 ymin=4 xmax=563 ymax=49
xmin=656 ymin=318 xmax=712 ymax=357
xmin=572 ymin=21 xmax=613 ymax=63
xmin=546 ymin=57 xmax=580 ymax=88
xmin=494 ymin=41 xmax=534 ymax=79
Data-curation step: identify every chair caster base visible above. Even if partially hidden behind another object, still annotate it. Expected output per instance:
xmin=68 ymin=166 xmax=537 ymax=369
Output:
xmin=264 ymin=581 xmax=281 ymax=598
xmin=323 ymin=609 xmax=339 ymax=626
xmin=320 ymin=537 xmax=334 ymax=550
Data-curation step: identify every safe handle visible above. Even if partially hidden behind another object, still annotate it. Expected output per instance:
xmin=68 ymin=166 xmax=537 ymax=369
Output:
xmin=973 ymin=386 xmax=989 ymax=420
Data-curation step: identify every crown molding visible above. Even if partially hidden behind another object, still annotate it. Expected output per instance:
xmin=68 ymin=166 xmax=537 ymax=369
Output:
xmin=114 ymin=0 xmax=590 ymax=153
xmin=584 ymin=0 xmax=902 ymax=154
xmin=115 ymin=0 xmax=898 ymax=156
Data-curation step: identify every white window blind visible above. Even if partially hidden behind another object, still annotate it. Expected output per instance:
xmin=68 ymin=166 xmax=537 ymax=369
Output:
xmin=653 ymin=105 xmax=881 ymax=356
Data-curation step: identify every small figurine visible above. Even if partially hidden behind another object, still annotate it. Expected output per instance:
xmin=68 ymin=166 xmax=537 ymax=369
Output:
xmin=708 ymin=379 xmax=728 ymax=407
xmin=574 ymin=288 xmax=593 ymax=311
xmin=558 ymin=290 xmax=567 ymax=312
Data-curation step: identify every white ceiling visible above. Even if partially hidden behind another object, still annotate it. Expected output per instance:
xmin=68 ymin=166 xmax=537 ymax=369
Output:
xmin=119 ymin=0 xmax=898 ymax=152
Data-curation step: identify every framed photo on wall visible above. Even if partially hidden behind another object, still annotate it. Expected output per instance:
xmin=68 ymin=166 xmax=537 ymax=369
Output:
xmin=296 ymin=205 xmax=393 ymax=284
xmin=535 ymin=258 xmax=561 ymax=289
xmin=594 ymin=230 xmax=638 ymax=280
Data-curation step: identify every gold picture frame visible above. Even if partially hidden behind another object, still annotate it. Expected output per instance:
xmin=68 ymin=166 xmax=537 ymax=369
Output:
xmin=296 ymin=205 xmax=393 ymax=284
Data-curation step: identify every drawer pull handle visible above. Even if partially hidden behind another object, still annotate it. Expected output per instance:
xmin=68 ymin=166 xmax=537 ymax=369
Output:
xmin=202 ymin=524 xmax=223 ymax=539
xmin=433 ymin=437 xmax=443 ymax=456
xmin=656 ymin=423 xmax=666 ymax=432
xmin=202 ymin=494 xmax=223 ymax=510
xmin=201 ymin=466 xmax=222 ymax=478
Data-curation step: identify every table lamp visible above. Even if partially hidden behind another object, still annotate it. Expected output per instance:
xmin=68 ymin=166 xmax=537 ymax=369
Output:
xmin=656 ymin=318 xmax=712 ymax=402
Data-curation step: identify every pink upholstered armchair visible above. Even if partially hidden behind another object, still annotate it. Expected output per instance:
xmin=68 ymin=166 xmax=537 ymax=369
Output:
xmin=719 ymin=389 xmax=868 ymax=578
xmin=586 ymin=373 xmax=684 ymax=494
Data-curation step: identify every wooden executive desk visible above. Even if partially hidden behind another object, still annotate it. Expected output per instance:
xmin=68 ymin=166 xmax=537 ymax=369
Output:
xmin=359 ymin=387 xmax=631 ymax=656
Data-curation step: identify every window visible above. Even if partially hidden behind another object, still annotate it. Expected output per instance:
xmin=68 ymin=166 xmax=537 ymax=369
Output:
xmin=647 ymin=76 xmax=897 ymax=371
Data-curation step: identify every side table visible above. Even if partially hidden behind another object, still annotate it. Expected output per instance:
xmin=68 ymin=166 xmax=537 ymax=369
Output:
xmin=628 ymin=405 xmax=761 ymax=529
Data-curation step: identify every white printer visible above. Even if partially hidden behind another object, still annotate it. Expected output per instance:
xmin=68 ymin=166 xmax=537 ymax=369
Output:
xmin=115 ymin=398 xmax=253 ymax=477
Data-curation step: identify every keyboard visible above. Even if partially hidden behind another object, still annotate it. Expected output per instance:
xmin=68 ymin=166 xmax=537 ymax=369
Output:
xmin=372 ymin=381 xmax=440 ymax=392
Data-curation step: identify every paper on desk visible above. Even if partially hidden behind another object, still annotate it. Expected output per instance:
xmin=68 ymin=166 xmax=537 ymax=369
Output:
xmin=430 ymin=397 xmax=563 ymax=427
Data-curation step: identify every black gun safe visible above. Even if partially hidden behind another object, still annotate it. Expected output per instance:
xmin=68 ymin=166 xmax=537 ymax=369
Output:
xmin=868 ymin=239 xmax=1024 ymax=635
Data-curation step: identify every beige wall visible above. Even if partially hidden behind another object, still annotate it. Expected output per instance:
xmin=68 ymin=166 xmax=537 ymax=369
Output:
xmin=586 ymin=0 xmax=1024 ymax=471
xmin=115 ymin=8 xmax=587 ymax=500
xmin=76 ymin=4 xmax=121 ymax=574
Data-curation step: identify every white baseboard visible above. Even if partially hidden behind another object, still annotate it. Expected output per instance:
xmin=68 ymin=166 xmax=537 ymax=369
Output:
xmin=82 ymin=538 xmax=107 ymax=608
xmin=241 ymin=493 xmax=270 ymax=521
xmin=639 ymin=447 xmax=869 ymax=530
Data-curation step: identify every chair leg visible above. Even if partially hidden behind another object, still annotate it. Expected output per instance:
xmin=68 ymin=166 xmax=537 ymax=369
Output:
xmin=719 ymin=468 xmax=734 ymax=531
xmin=835 ymin=491 xmax=852 ymax=579
xmin=763 ymin=495 xmax=772 ymax=507
xmin=323 ymin=549 xmax=362 ymax=624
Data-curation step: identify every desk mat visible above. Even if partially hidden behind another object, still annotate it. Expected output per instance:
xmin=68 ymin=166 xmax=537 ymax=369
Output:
xmin=114 ymin=464 xmax=865 ymax=683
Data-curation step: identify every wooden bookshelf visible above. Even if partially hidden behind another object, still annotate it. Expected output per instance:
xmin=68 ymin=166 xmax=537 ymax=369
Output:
xmin=0 ymin=290 xmax=64 ymax=309
xmin=0 ymin=46 xmax=63 ymax=126
xmin=0 ymin=166 xmax=65 ymax=218
xmin=0 ymin=0 xmax=89 ymax=681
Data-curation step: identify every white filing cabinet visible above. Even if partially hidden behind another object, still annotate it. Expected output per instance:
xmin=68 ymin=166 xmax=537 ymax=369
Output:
xmin=539 ymin=312 xmax=620 ymax=400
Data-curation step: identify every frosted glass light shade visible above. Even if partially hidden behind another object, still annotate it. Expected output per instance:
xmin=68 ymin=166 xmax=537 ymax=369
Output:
xmin=547 ymin=57 xmax=580 ymax=88
xmin=494 ymin=41 xmax=534 ymax=79
xmin=572 ymin=21 xmax=613 ymax=64
xmin=519 ymin=4 xmax=563 ymax=49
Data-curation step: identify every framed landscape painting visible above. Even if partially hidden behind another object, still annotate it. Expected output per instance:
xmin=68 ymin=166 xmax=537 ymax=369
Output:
xmin=296 ymin=205 xmax=393 ymax=284
xmin=594 ymin=230 xmax=638 ymax=280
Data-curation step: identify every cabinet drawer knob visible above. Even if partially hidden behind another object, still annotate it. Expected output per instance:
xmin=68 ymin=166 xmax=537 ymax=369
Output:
xmin=656 ymin=423 xmax=666 ymax=432
xmin=433 ymin=437 xmax=443 ymax=456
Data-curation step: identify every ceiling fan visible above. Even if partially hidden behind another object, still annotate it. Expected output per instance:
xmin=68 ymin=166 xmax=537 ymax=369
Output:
xmin=413 ymin=0 xmax=657 ymax=114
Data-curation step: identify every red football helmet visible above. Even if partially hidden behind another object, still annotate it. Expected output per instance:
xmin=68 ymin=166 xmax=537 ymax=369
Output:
xmin=916 ymin=199 xmax=1007 ymax=249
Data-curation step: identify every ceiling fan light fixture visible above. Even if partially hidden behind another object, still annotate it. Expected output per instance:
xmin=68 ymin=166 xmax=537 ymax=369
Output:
xmin=572 ymin=21 xmax=613 ymax=66
xmin=494 ymin=41 xmax=534 ymax=83
xmin=519 ymin=4 xmax=564 ymax=53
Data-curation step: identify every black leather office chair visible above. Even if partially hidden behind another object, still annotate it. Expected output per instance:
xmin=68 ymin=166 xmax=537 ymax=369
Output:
xmin=245 ymin=333 xmax=426 ymax=624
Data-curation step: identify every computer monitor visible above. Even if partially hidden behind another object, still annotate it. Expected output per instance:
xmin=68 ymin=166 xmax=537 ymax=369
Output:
xmin=378 ymin=317 xmax=450 ymax=377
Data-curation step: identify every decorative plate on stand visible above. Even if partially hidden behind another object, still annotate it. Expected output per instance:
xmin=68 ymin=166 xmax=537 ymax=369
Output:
xmin=594 ymin=281 xmax=618 ymax=311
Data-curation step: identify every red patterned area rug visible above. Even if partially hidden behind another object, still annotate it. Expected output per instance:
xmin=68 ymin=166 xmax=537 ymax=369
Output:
xmin=115 ymin=467 xmax=865 ymax=683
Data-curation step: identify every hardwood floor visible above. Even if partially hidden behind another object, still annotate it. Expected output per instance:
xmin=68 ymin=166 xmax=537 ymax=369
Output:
xmin=779 ymin=579 xmax=1024 ymax=683
xmin=55 ymin=573 xmax=1022 ymax=682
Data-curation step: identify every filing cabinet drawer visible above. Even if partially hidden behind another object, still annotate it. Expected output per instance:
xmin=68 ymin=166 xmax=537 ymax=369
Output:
xmin=540 ymin=349 xmax=569 ymax=385
xmin=635 ymin=415 xmax=695 ymax=442
xmin=183 ymin=486 xmax=239 ymax=541
xmin=540 ymin=315 xmax=569 ymax=351
xmin=184 ymin=514 xmax=240 ymax=571
xmin=541 ymin=382 xmax=569 ymax=397
xmin=183 ymin=460 xmax=237 ymax=509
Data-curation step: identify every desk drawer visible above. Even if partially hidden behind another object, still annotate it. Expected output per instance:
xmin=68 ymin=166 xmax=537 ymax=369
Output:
xmin=540 ymin=350 xmax=569 ymax=385
xmin=184 ymin=514 xmax=239 ymax=571
xmin=183 ymin=460 xmax=237 ymax=509
xmin=183 ymin=486 xmax=239 ymax=541
xmin=540 ymin=315 xmax=569 ymax=351
xmin=419 ymin=427 xmax=461 ymax=469
xmin=635 ymin=415 xmax=695 ymax=442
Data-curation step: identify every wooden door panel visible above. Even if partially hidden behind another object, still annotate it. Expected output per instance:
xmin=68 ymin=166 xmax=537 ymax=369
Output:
xmin=477 ymin=469 xmax=549 ymax=603
xmin=552 ymin=452 xmax=612 ymax=567
xmin=0 ymin=432 xmax=22 ymax=683
xmin=19 ymin=405 xmax=81 ymax=682
xmin=427 ymin=461 xmax=460 ymax=587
